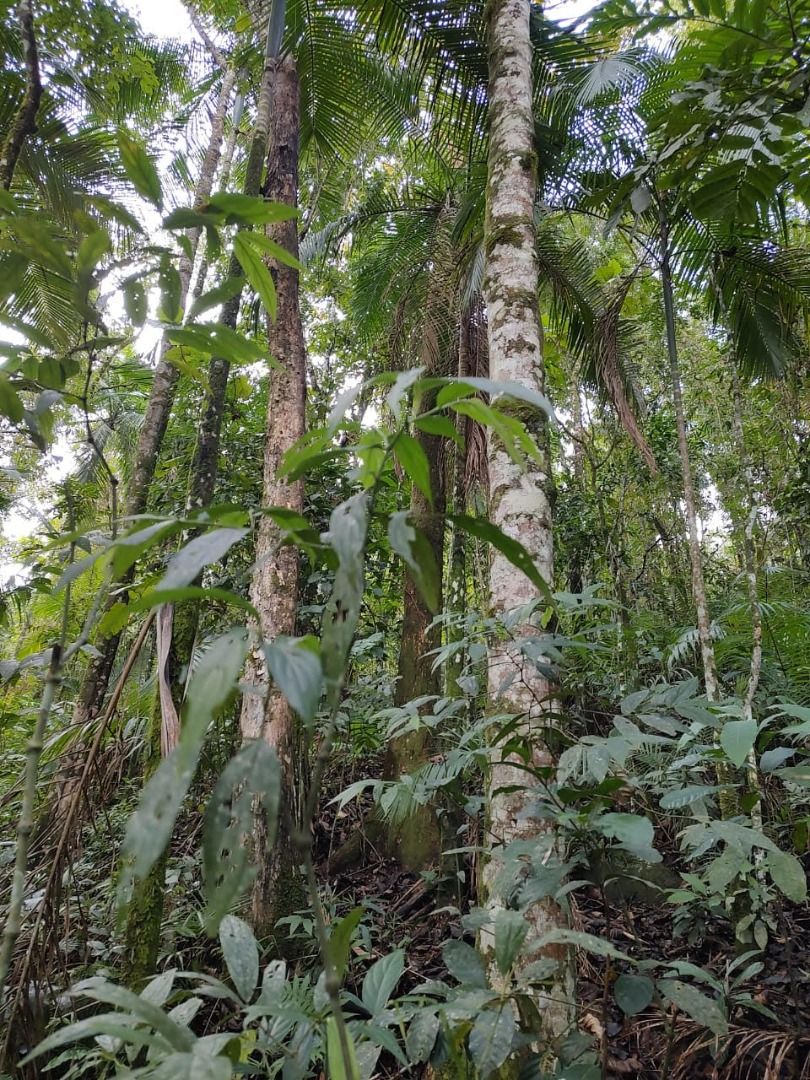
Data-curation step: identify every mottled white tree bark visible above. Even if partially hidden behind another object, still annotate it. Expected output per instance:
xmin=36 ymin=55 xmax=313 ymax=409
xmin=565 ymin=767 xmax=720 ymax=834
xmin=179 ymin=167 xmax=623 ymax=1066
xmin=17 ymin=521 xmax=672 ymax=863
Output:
xmin=239 ymin=55 xmax=308 ymax=937
xmin=480 ymin=0 xmax=574 ymax=1046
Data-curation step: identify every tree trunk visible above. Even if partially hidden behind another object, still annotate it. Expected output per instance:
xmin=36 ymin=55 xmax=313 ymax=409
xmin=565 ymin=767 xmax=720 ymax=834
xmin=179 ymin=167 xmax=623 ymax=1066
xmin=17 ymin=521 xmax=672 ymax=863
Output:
xmin=119 ymin=53 xmax=278 ymax=984
xmin=240 ymin=54 xmax=308 ymax=941
xmin=729 ymin=361 xmax=764 ymax=824
xmin=382 ymin=418 xmax=446 ymax=870
xmin=659 ymin=209 xmax=721 ymax=703
xmin=480 ymin=0 xmax=573 ymax=1046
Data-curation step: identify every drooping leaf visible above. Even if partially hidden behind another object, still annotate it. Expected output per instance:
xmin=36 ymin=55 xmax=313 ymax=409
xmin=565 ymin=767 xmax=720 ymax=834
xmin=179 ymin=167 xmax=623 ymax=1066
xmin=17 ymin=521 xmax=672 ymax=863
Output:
xmin=393 ymin=433 xmax=433 ymax=505
xmin=449 ymin=514 xmax=553 ymax=603
xmin=361 ymin=949 xmax=405 ymax=1014
xmin=220 ymin=916 xmax=259 ymax=1003
xmin=157 ymin=528 xmax=248 ymax=591
xmin=468 ymin=1007 xmax=516 ymax=1078
xmin=326 ymin=1017 xmax=361 ymax=1080
xmin=263 ymin=635 xmax=323 ymax=723
xmin=203 ymin=740 xmax=281 ymax=931
xmin=327 ymin=907 xmax=365 ymax=980
xmin=658 ymin=979 xmax=728 ymax=1036
xmin=118 ymin=130 xmax=162 ymax=207
xmin=117 ymin=631 xmax=247 ymax=912
xmin=321 ymin=493 xmax=368 ymax=704
xmin=233 ymin=232 xmax=277 ymax=320
xmin=767 ymin=849 xmax=807 ymax=903
xmin=494 ymin=909 xmax=528 ymax=975
xmin=720 ymin=718 xmax=758 ymax=768
xmin=387 ymin=510 xmax=440 ymax=613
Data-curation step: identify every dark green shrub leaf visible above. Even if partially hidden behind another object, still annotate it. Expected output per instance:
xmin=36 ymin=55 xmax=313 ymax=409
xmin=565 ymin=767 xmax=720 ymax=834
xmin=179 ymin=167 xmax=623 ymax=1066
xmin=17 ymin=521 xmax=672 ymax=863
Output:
xmin=263 ymin=635 xmax=323 ymax=722
xmin=614 ymin=974 xmax=654 ymax=1015
xmin=468 ymin=1007 xmax=515 ymax=1078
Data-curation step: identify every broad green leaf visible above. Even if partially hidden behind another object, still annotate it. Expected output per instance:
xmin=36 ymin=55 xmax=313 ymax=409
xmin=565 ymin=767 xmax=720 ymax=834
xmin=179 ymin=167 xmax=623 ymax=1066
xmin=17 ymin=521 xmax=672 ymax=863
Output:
xmin=361 ymin=949 xmax=405 ymax=1014
xmin=234 ymin=232 xmax=277 ymax=320
xmin=123 ymin=277 xmax=147 ymax=327
xmin=767 ymin=849 xmax=807 ymax=903
xmin=449 ymin=514 xmax=553 ymax=604
xmin=111 ymin=520 xmax=181 ymax=577
xmin=451 ymin=398 xmax=541 ymax=468
xmin=242 ymin=230 xmax=304 ymax=271
xmin=321 ymin=493 xmax=368 ymax=705
xmin=598 ymin=813 xmax=654 ymax=846
xmin=706 ymin=847 xmax=749 ymax=893
xmin=614 ymin=974 xmax=654 ymax=1015
xmin=188 ymin=277 xmax=244 ymax=321
xmin=220 ymin=916 xmax=259 ymax=1002
xmin=468 ymin=1007 xmax=515 ymax=1078
xmin=660 ymin=785 xmax=723 ymax=809
xmin=72 ymin=977 xmax=194 ymax=1050
xmin=166 ymin=324 xmax=264 ymax=365
xmin=263 ymin=635 xmax=323 ymax=722
xmin=438 ymin=376 xmax=555 ymax=422
xmin=406 ymin=1009 xmax=439 ymax=1064
xmin=536 ymin=929 xmax=632 ymax=961
xmin=658 ymin=979 xmax=728 ymax=1036
xmin=327 ymin=906 xmax=364 ymax=980
xmin=203 ymin=740 xmax=281 ymax=931
xmin=494 ymin=909 xmax=528 ymax=975
xmin=326 ymin=1017 xmax=361 ymax=1080
xmin=157 ymin=527 xmax=248 ymax=591
xmin=206 ymin=193 xmax=299 ymax=226
xmin=442 ymin=940 xmax=488 ymax=988
xmin=118 ymin=130 xmax=162 ymax=207
xmin=414 ymin=413 xmax=463 ymax=444
xmin=117 ymin=631 xmax=247 ymax=912
xmin=393 ymin=433 xmax=433 ymax=505
xmin=720 ymin=718 xmax=758 ymax=768
xmin=387 ymin=511 xmax=440 ymax=613
xmin=0 ymin=374 xmax=24 ymax=422
xmin=21 ymin=1014 xmax=167 ymax=1064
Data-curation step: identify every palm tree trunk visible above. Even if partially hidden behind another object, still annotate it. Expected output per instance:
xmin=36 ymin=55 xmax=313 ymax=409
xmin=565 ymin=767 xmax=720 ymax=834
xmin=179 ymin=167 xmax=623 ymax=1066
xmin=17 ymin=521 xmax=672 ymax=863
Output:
xmin=240 ymin=52 xmax=308 ymax=940
xmin=480 ymin=0 xmax=573 ymax=1044
xmin=659 ymin=208 xmax=721 ymax=703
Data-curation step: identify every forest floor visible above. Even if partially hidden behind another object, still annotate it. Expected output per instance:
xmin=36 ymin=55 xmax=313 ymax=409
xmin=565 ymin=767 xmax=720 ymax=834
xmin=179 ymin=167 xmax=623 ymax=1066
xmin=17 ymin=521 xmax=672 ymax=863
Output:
xmin=315 ymin=760 xmax=810 ymax=1080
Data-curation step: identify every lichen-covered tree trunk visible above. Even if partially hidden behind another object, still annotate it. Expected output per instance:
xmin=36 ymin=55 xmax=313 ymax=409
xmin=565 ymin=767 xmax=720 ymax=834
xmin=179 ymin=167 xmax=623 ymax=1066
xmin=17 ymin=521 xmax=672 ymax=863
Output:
xmin=479 ymin=0 xmax=574 ymax=1045
xmin=659 ymin=211 xmax=721 ymax=703
xmin=240 ymin=54 xmax=308 ymax=940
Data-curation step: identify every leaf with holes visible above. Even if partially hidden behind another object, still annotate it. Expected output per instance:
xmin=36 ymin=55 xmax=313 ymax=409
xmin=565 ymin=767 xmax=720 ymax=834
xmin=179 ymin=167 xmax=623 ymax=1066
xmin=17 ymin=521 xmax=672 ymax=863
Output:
xmin=203 ymin=740 xmax=280 ymax=932
xmin=117 ymin=631 xmax=247 ymax=913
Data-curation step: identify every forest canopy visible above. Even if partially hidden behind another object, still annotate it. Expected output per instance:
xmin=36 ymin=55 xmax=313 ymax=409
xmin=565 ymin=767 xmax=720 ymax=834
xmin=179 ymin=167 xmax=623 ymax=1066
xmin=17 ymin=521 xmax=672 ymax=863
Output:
xmin=0 ymin=1 xmax=809 ymax=1078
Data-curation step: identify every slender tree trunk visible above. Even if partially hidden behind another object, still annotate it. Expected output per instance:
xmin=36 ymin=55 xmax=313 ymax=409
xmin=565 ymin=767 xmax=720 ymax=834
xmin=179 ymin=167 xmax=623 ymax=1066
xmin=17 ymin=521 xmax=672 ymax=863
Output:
xmin=480 ymin=0 xmax=573 ymax=1045
xmin=119 ymin=53 xmax=278 ymax=985
xmin=382 ymin=417 xmax=446 ymax=870
xmin=729 ymin=361 xmax=764 ymax=824
xmin=0 ymin=0 xmax=42 ymax=191
xmin=240 ymin=53 xmax=308 ymax=940
xmin=659 ymin=209 xmax=721 ymax=703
